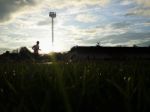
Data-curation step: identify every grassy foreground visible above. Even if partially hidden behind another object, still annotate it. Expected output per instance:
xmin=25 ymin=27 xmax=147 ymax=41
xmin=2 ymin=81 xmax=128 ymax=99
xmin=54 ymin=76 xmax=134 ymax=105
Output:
xmin=0 ymin=61 xmax=150 ymax=112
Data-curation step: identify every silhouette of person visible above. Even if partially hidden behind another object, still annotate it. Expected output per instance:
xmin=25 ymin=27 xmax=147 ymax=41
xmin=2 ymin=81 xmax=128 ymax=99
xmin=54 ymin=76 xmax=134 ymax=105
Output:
xmin=32 ymin=41 xmax=41 ymax=56
xmin=96 ymin=42 xmax=100 ymax=47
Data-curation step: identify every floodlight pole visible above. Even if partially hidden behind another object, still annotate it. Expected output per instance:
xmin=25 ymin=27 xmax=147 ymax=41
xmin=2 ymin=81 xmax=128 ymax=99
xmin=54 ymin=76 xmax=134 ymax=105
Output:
xmin=52 ymin=17 xmax=54 ymax=44
xmin=49 ymin=12 xmax=56 ymax=45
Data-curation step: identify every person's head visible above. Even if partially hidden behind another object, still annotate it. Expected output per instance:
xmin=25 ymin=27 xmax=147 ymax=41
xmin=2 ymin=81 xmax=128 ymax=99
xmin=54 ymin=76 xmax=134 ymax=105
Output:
xmin=36 ymin=41 xmax=39 ymax=45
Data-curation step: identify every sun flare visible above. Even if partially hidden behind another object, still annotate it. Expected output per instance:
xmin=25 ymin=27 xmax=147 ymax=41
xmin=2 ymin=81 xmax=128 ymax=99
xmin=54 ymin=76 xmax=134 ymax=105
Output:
xmin=39 ymin=39 xmax=66 ymax=54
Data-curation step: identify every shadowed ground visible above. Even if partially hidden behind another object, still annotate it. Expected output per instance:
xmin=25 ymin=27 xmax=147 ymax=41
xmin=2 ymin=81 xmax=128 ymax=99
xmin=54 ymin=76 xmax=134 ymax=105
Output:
xmin=0 ymin=60 xmax=150 ymax=112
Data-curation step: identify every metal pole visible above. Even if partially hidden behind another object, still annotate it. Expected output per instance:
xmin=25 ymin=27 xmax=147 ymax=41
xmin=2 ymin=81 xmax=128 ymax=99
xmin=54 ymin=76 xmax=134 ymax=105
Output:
xmin=52 ymin=17 xmax=54 ymax=45
xmin=49 ymin=12 xmax=56 ymax=46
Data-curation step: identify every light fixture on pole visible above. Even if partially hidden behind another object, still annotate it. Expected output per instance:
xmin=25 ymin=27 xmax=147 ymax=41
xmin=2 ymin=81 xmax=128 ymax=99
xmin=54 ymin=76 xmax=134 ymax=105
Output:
xmin=49 ymin=12 xmax=56 ymax=45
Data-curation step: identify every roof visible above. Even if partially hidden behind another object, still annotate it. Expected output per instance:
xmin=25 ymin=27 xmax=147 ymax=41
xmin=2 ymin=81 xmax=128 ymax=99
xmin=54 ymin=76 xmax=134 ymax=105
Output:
xmin=69 ymin=46 xmax=150 ymax=55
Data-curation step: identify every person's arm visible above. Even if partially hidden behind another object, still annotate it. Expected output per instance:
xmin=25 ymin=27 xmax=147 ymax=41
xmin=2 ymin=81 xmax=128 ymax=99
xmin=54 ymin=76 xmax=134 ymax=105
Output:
xmin=32 ymin=45 xmax=35 ymax=50
xmin=38 ymin=46 xmax=41 ymax=50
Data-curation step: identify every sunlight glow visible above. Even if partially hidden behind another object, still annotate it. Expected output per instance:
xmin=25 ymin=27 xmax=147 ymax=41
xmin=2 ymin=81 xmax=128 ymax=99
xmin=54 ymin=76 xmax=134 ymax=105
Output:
xmin=36 ymin=16 xmax=70 ymax=54
xmin=39 ymin=39 xmax=67 ymax=53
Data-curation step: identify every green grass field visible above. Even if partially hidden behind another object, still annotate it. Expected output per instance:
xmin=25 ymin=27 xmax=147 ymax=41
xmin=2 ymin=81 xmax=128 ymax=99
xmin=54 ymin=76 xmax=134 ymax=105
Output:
xmin=0 ymin=61 xmax=150 ymax=112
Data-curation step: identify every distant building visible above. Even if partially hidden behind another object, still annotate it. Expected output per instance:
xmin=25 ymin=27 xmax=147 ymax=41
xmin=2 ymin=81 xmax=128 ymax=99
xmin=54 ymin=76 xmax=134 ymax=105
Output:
xmin=67 ymin=46 xmax=150 ymax=61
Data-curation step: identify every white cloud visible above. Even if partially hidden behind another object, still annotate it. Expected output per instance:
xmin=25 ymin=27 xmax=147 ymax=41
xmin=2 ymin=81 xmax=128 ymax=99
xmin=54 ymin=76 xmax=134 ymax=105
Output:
xmin=136 ymin=8 xmax=150 ymax=16
xmin=124 ymin=0 xmax=150 ymax=17
xmin=64 ymin=23 xmax=130 ymax=45
xmin=75 ymin=14 xmax=98 ymax=23
xmin=134 ymin=0 xmax=150 ymax=7
xmin=45 ymin=0 xmax=110 ymax=9
xmin=120 ymin=0 xmax=133 ymax=6
xmin=0 ymin=0 xmax=42 ymax=23
xmin=0 ymin=0 xmax=110 ymax=24
xmin=125 ymin=7 xmax=150 ymax=17
xmin=1 ymin=0 xmax=150 ymax=52
xmin=144 ymin=22 xmax=150 ymax=26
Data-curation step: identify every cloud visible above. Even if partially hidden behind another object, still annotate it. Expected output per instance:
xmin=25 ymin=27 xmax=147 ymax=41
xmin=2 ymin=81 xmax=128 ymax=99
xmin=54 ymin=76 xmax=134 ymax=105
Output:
xmin=102 ymin=32 xmax=150 ymax=45
xmin=45 ymin=0 xmax=110 ymax=9
xmin=63 ymin=22 xmax=131 ymax=46
xmin=37 ymin=19 xmax=51 ymax=26
xmin=0 ymin=48 xmax=12 ymax=54
xmin=119 ymin=0 xmax=150 ymax=7
xmin=136 ymin=8 xmax=150 ymax=16
xmin=111 ymin=22 xmax=131 ymax=29
xmin=144 ymin=21 xmax=150 ymax=26
xmin=0 ymin=0 xmax=41 ymax=23
xmin=66 ymin=19 xmax=150 ymax=46
xmin=138 ymin=40 xmax=150 ymax=46
xmin=120 ymin=0 xmax=133 ymax=6
xmin=125 ymin=7 xmax=150 ymax=17
xmin=82 ymin=31 xmax=150 ymax=46
xmin=0 ymin=0 xmax=110 ymax=23
xmin=75 ymin=13 xmax=98 ymax=23
xmin=124 ymin=0 xmax=150 ymax=17
xmin=134 ymin=0 xmax=150 ymax=7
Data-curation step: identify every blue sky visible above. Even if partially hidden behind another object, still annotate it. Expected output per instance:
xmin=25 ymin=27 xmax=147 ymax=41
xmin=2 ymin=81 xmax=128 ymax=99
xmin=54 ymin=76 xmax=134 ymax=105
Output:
xmin=0 ymin=0 xmax=150 ymax=53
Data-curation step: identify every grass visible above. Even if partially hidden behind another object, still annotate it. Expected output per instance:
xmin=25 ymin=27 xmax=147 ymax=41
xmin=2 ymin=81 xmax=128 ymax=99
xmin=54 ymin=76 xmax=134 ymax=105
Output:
xmin=0 ymin=60 xmax=150 ymax=112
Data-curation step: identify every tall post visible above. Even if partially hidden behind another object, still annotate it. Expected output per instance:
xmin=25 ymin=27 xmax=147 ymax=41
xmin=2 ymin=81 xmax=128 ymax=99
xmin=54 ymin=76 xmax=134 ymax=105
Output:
xmin=49 ymin=12 xmax=56 ymax=46
xmin=52 ymin=17 xmax=54 ymax=44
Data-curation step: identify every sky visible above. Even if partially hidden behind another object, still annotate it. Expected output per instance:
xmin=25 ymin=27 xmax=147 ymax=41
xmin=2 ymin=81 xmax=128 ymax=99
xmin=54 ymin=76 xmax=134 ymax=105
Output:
xmin=0 ymin=0 xmax=150 ymax=53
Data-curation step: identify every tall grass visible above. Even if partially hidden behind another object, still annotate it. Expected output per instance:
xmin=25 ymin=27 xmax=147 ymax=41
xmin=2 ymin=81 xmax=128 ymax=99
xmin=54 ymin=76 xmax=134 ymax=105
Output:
xmin=0 ymin=60 xmax=150 ymax=112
